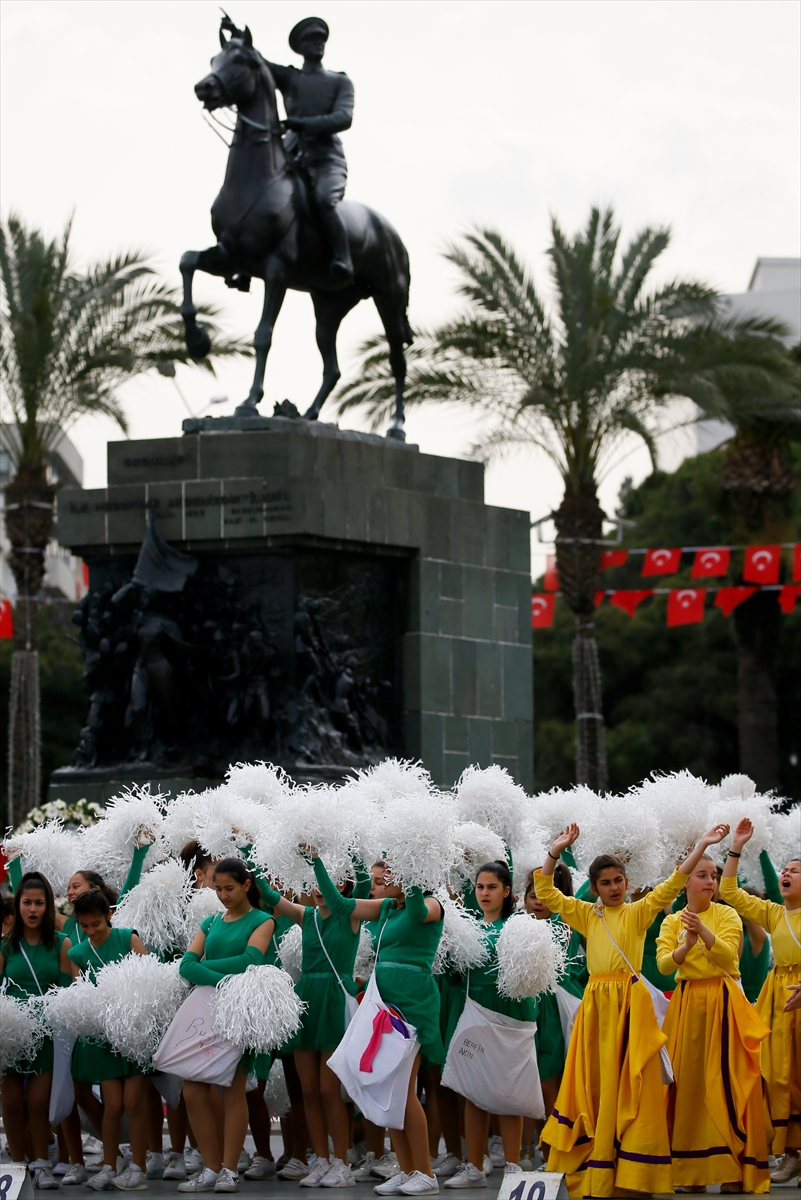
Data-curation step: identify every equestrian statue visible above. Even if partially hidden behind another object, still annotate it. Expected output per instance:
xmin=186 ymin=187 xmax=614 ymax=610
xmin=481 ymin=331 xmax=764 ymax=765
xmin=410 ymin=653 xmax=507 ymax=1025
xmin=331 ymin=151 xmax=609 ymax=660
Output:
xmin=180 ymin=14 xmax=412 ymax=439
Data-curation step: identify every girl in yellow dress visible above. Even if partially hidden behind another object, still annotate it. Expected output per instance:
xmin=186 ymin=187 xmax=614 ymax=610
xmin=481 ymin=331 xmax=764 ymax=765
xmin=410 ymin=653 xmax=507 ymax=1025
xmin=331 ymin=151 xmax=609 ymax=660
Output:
xmin=534 ymin=820 xmax=730 ymax=1199
xmin=657 ymin=854 xmax=770 ymax=1194
xmin=720 ymin=819 xmax=801 ymax=1182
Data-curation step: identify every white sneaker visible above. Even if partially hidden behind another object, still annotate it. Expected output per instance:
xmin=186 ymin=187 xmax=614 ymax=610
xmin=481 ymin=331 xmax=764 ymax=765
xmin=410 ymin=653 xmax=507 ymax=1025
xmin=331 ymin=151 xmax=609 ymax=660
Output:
xmin=214 ymin=1168 xmax=240 ymax=1193
xmin=432 ymin=1156 xmax=462 ymax=1179
xmin=178 ymin=1168 xmax=220 ymax=1193
xmin=299 ymin=1158 xmax=331 ymax=1188
xmin=184 ymin=1150 xmax=205 ymax=1175
xmin=243 ymin=1156 xmax=276 ymax=1180
xmin=48 ymin=1142 xmax=59 ymax=1166
xmin=278 ymin=1157 xmax=311 ymax=1180
xmin=117 ymin=1147 xmax=134 ymax=1174
xmin=84 ymin=1136 xmax=104 ymax=1157
xmin=237 ymin=1151 xmax=251 ymax=1174
xmin=63 ymin=1164 xmax=90 ymax=1186
xmin=488 ymin=1138 xmax=505 ymax=1169
xmin=398 ymin=1173 xmax=439 ymax=1195
xmin=164 ymin=1152 xmax=188 ymax=1181
xmin=482 ymin=1156 xmax=493 ymax=1176
xmin=146 ymin=1152 xmax=165 ymax=1180
xmin=53 ymin=1162 xmax=70 ymax=1177
xmin=30 ymin=1161 xmax=60 ymax=1191
xmin=444 ymin=1164 xmax=486 ymax=1190
xmin=88 ymin=1165 xmax=118 ymax=1191
xmin=372 ymin=1155 xmax=400 ymax=1180
xmin=772 ymin=1156 xmax=801 ymax=1184
xmin=353 ymin=1154 xmax=377 ymax=1182
xmin=373 ymin=1174 xmax=409 ymax=1195
xmin=113 ymin=1165 xmax=148 ymax=1191
xmin=518 ymin=1153 xmax=533 ymax=1172
xmin=320 ymin=1159 xmax=356 ymax=1188
xmin=504 ymin=1164 xmax=522 ymax=1175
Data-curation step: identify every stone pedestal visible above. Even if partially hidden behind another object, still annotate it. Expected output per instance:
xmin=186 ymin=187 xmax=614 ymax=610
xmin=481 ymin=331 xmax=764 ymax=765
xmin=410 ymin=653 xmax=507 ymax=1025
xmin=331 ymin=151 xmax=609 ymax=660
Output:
xmin=52 ymin=417 xmax=532 ymax=800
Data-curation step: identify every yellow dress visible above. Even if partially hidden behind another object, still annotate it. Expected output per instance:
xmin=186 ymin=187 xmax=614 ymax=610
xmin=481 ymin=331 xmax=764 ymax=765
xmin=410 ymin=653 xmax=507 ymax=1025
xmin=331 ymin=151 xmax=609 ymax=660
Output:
xmin=719 ymin=877 xmax=801 ymax=1155
xmin=656 ymin=903 xmax=770 ymax=1192
xmin=535 ymin=869 xmax=687 ymax=1199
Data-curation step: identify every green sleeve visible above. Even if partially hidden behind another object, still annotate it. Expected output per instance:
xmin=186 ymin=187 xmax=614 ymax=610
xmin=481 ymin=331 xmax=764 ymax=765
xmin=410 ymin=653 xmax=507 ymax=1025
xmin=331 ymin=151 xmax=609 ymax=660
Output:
xmin=239 ymin=845 xmax=279 ymax=908
xmin=118 ymin=844 xmax=150 ymax=902
xmin=8 ymin=856 xmax=23 ymax=892
xmin=313 ymin=858 xmax=355 ymax=914
xmin=404 ymin=886 xmax=430 ymax=924
xmin=462 ymin=880 xmax=481 ymax=915
xmin=353 ymin=860 xmax=372 ymax=900
xmin=563 ymin=846 xmax=578 ymax=870
xmin=759 ymin=850 xmax=782 ymax=905
xmin=179 ymin=950 xmax=226 ymax=987
xmin=575 ymin=877 xmax=593 ymax=902
xmin=195 ymin=945 xmax=267 ymax=976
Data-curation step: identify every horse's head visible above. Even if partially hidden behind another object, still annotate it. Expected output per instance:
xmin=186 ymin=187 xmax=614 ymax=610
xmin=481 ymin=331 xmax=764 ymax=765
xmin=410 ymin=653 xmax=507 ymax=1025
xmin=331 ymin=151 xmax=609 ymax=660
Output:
xmin=195 ymin=19 xmax=267 ymax=112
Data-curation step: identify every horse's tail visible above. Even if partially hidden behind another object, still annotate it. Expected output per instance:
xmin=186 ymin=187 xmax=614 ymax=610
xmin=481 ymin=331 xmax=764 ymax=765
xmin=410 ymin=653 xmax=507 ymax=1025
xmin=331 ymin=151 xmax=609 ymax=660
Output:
xmin=369 ymin=211 xmax=413 ymax=346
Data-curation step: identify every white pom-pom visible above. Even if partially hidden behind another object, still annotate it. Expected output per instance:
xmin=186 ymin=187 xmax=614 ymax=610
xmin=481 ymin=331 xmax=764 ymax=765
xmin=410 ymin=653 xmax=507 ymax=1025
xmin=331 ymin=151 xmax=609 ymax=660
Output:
xmin=631 ymin=772 xmax=718 ymax=877
xmin=2 ymin=820 xmax=78 ymax=895
xmin=225 ymin=761 xmax=292 ymax=806
xmin=263 ymin=1059 xmax=292 ymax=1117
xmin=40 ymin=976 xmax=106 ymax=1042
xmin=94 ymin=955 xmax=189 ymax=1069
xmin=452 ymin=823 xmax=507 ymax=882
xmin=706 ymin=790 xmax=779 ymax=885
xmin=378 ymin=792 xmax=459 ymax=892
xmin=495 ymin=913 xmax=569 ymax=999
xmin=509 ymin=824 xmax=550 ymax=895
xmin=528 ymin=788 xmax=594 ymax=845
xmin=769 ymin=810 xmax=801 ymax=873
xmin=356 ymin=759 xmax=433 ymax=804
xmin=212 ymin=965 xmax=305 ymax=1053
xmin=0 ymin=994 xmax=45 ymax=1073
xmin=113 ymin=859 xmax=194 ymax=957
xmin=78 ymin=786 xmax=164 ymax=889
xmin=432 ymin=892 xmax=489 ymax=975
xmin=572 ymin=792 xmax=663 ymax=891
xmin=250 ymin=785 xmax=358 ymax=895
xmin=277 ymin=924 xmax=303 ymax=981
xmin=354 ymin=925 xmax=376 ymax=980
xmin=187 ymin=886 xmax=225 ymax=935
xmin=720 ymin=774 xmax=757 ymax=802
xmin=455 ymin=765 xmax=528 ymax=845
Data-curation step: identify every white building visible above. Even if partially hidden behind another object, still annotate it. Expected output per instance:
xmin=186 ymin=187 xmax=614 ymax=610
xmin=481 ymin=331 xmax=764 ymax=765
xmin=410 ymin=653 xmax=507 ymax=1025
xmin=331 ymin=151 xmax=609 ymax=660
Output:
xmin=0 ymin=427 xmax=88 ymax=607
xmin=696 ymin=257 xmax=801 ymax=453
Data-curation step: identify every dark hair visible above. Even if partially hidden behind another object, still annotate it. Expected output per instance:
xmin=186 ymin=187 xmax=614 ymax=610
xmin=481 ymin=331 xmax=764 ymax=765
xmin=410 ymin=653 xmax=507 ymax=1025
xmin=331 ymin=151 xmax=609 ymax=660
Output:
xmin=475 ymin=860 xmax=515 ymax=918
xmin=589 ymin=854 xmax=627 ymax=890
xmin=8 ymin=872 xmax=57 ymax=950
xmin=2 ymin=895 xmax=14 ymax=921
xmin=73 ymin=889 xmax=112 ymax=921
xmin=213 ymin=857 xmax=262 ymax=908
xmin=524 ymin=863 xmax=574 ymax=899
xmin=180 ymin=840 xmax=215 ymax=877
xmin=71 ymin=870 xmax=118 ymax=907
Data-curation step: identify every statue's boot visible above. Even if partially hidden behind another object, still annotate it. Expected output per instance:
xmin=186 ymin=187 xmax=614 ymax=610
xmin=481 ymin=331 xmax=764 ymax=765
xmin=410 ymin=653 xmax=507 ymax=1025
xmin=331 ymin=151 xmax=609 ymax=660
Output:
xmin=321 ymin=208 xmax=354 ymax=285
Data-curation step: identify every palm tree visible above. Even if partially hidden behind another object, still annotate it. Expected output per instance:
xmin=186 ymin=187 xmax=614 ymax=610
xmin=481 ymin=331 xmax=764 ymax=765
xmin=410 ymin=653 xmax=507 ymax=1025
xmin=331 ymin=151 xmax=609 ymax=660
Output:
xmin=0 ymin=213 xmax=249 ymax=824
xmin=335 ymin=207 xmax=793 ymax=791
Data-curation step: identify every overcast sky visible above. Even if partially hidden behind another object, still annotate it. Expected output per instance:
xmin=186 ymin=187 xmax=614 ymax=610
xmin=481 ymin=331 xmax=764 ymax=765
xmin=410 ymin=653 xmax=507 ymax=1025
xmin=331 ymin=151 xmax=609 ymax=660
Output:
xmin=2 ymin=0 xmax=799 ymax=573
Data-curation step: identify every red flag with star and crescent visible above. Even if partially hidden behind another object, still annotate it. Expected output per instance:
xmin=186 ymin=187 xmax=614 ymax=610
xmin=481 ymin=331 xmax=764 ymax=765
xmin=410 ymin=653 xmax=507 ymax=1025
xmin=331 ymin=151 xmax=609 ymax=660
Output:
xmin=642 ymin=548 xmax=682 ymax=577
xmin=531 ymin=594 xmax=555 ymax=628
xmin=743 ymin=545 xmax=781 ymax=584
xmin=691 ymin=548 xmax=730 ymax=578
xmin=667 ymin=588 xmax=706 ymax=626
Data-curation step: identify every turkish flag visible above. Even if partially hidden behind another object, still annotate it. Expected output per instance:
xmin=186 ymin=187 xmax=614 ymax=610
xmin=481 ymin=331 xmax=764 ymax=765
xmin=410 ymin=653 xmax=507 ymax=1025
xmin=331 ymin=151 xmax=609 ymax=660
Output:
xmin=642 ymin=548 xmax=682 ymax=577
xmin=778 ymin=585 xmax=801 ymax=615
xmin=544 ymin=554 xmax=560 ymax=592
xmin=0 ymin=600 xmax=13 ymax=639
xmin=595 ymin=591 xmax=606 ymax=608
xmin=610 ymin=589 xmax=653 ymax=617
xmin=743 ymin=545 xmax=781 ymax=584
xmin=691 ymin=547 xmax=731 ymax=578
xmin=667 ymin=588 xmax=706 ymax=626
xmin=531 ymin=594 xmax=555 ymax=628
xmin=715 ymin=587 xmax=757 ymax=617
xmin=793 ymin=544 xmax=801 ymax=582
xmin=601 ymin=549 xmax=629 ymax=570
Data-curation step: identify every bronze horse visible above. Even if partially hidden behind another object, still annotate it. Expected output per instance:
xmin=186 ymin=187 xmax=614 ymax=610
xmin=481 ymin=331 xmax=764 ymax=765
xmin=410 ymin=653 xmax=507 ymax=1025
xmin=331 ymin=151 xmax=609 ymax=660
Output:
xmin=181 ymin=22 xmax=412 ymax=438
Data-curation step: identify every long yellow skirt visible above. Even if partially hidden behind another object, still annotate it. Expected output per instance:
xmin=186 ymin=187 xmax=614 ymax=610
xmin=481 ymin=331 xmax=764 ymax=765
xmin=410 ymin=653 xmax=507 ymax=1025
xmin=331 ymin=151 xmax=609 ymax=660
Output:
xmin=756 ymin=962 xmax=801 ymax=1154
xmin=664 ymin=977 xmax=770 ymax=1192
xmin=541 ymin=972 xmax=673 ymax=1198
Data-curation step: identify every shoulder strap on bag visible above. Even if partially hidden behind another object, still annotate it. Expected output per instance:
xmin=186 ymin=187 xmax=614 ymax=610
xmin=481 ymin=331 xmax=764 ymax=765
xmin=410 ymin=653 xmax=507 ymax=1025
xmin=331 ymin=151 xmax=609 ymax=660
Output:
xmin=784 ymin=907 xmax=801 ymax=953
xmin=598 ymin=909 xmax=641 ymax=980
xmin=313 ymin=907 xmax=351 ymax=999
xmin=17 ymin=941 xmax=44 ymax=996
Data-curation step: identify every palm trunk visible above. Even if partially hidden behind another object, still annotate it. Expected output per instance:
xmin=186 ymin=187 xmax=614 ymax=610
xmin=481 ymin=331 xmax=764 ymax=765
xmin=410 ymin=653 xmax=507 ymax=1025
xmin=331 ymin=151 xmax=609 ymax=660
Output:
xmin=733 ymin=590 xmax=780 ymax=791
xmin=554 ymin=485 xmax=608 ymax=792
xmin=4 ymin=467 xmax=56 ymax=824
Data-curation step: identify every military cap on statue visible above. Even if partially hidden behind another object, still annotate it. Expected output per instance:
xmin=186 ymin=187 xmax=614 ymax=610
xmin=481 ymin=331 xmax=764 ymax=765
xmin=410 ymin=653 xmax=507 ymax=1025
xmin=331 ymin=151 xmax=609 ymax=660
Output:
xmin=289 ymin=17 xmax=330 ymax=53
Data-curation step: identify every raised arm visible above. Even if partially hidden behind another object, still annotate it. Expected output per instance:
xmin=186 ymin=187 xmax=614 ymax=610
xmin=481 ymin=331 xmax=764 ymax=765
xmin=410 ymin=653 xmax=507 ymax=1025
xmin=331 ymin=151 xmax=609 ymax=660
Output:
xmin=352 ymin=860 xmax=372 ymax=900
xmin=720 ymin=821 xmax=776 ymax=927
xmin=313 ymin=856 xmax=355 ymax=914
xmin=405 ymin=886 xmax=443 ymax=925
xmin=759 ymin=849 xmax=783 ymax=905
xmin=117 ymin=830 xmax=154 ymax=903
xmin=636 ymin=824 xmax=730 ymax=929
xmin=252 ymin=874 xmax=308 ymax=928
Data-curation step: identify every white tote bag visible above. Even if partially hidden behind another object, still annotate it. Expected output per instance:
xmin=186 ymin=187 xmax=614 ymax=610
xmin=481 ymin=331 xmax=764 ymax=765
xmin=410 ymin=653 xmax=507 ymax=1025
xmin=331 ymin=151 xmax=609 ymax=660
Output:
xmin=328 ymin=972 xmax=419 ymax=1129
xmin=553 ymin=984 xmax=582 ymax=1049
xmin=313 ymin=909 xmax=358 ymax=1026
xmin=152 ymin=986 xmax=242 ymax=1087
xmin=442 ymin=994 xmax=544 ymax=1118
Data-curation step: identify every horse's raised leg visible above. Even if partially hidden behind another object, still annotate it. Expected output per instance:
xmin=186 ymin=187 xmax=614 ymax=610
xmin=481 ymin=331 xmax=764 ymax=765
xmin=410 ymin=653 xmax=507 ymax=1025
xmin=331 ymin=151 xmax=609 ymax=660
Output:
xmin=303 ymin=290 xmax=359 ymax=420
xmin=374 ymin=296 xmax=410 ymax=442
xmin=179 ymin=244 xmax=231 ymax=360
xmin=234 ymin=259 xmax=287 ymax=417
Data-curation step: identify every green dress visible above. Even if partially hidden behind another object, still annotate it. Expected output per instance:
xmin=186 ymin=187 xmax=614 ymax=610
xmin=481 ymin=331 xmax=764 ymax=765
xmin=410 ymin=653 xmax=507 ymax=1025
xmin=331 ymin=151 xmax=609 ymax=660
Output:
xmin=739 ymin=851 xmax=781 ymax=1003
xmin=534 ymin=919 xmax=585 ymax=1081
xmin=444 ymin=917 xmax=537 ymax=1054
xmin=69 ymin=926 xmax=141 ymax=1083
xmin=373 ymin=889 xmax=444 ymax=1064
xmin=1 ymin=931 xmax=70 ymax=1075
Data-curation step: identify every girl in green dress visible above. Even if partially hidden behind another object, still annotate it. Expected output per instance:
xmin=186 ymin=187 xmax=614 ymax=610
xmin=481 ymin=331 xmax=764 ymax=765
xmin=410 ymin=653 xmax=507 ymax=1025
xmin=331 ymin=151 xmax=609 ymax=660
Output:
xmin=178 ymin=857 xmax=275 ymax=1194
xmin=68 ymin=888 xmax=150 ymax=1192
xmin=258 ymin=852 xmax=362 ymax=1189
xmin=0 ymin=871 xmax=76 ymax=1189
